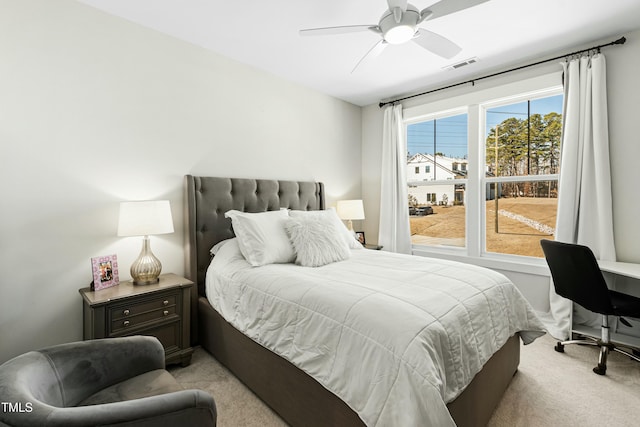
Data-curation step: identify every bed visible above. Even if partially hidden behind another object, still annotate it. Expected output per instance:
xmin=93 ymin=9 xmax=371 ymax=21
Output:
xmin=184 ymin=175 xmax=545 ymax=427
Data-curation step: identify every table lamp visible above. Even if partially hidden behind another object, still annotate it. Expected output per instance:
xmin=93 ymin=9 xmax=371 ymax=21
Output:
xmin=117 ymin=200 xmax=174 ymax=285
xmin=336 ymin=199 xmax=365 ymax=231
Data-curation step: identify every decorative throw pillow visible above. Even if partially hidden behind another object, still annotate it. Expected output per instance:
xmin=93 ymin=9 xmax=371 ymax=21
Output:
xmin=289 ymin=208 xmax=363 ymax=249
xmin=224 ymin=210 xmax=295 ymax=266
xmin=285 ymin=214 xmax=351 ymax=267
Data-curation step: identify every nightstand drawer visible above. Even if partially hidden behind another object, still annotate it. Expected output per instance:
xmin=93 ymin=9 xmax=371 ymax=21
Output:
xmin=108 ymin=292 xmax=180 ymax=335
xmin=109 ymin=306 xmax=178 ymax=334
xmin=110 ymin=294 xmax=177 ymax=320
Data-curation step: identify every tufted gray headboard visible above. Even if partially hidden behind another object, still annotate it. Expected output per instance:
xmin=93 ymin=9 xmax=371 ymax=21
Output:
xmin=184 ymin=175 xmax=325 ymax=297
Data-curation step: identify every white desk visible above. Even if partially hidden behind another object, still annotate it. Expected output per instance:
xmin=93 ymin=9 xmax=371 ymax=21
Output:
xmin=598 ymin=260 xmax=640 ymax=280
xmin=572 ymin=260 xmax=640 ymax=349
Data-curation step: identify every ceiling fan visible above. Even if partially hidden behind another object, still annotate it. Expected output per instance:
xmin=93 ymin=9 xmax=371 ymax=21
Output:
xmin=299 ymin=0 xmax=489 ymax=73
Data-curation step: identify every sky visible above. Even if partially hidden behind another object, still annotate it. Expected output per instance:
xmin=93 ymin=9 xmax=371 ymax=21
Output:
xmin=407 ymin=94 xmax=563 ymax=158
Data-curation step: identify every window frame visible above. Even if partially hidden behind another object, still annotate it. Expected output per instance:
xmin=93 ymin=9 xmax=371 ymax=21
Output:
xmin=405 ymin=107 xmax=469 ymax=250
xmin=403 ymin=72 xmax=563 ymax=269
xmin=479 ymin=87 xmax=563 ymax=258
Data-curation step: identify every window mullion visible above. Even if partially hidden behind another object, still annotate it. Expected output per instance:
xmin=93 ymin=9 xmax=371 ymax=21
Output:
xmin=467 ymin=104 xmax=481 ymax=258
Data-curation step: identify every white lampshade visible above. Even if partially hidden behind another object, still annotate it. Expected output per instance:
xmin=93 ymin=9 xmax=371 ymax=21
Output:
xmin=337 ymin=199 xmax=365 ymax=232
xmin=117 ymin=200 xmax=174 ymax=286
xmin=118 ymin=200 xmax=174 ymax=237
xmin=336 ymin=200 xmax=365 ymax=221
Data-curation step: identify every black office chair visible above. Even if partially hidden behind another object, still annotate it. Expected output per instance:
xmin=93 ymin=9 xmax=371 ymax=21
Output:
xmin=540 ymin=239 xmax=640 ymax=375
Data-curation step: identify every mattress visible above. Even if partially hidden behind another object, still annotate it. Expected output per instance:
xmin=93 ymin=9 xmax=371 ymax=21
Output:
xmin=206 ymin=239 xmax=545 ymax=426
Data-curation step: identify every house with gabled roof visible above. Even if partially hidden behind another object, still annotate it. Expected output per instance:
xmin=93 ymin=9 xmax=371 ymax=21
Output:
xmin=407 ymin=153 xmax=467 ymax=206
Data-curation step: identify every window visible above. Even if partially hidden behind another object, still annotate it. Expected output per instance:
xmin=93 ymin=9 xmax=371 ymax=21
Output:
xmin=407 ymin=112 xmax=468 ymax=248
xmin=484 ymin=94 xmax=562 ymax=257
xmin=404 ymin=82 xmax=563 ymax=259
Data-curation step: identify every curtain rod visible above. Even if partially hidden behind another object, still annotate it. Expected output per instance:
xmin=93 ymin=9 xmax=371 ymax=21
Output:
xmin=378 ymin=36 xmax=626 ymax=108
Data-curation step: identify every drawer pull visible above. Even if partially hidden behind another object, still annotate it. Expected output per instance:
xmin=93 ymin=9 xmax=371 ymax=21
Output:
xmin=163 ymin=310 xmax=169 ymax=316
xmin=123 ymin=309 xmax=130 ymax=316
xmin=123 ymin=320 xmax=130 ymax=327
xmin=163 ymin=300 xmax=169 ymax=306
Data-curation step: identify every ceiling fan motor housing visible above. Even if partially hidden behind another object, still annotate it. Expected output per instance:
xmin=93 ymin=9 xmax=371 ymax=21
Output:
xmin=379 ymin=4 xmax=421 ymax=44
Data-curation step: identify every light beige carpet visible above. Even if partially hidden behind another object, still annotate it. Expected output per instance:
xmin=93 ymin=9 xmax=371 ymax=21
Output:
xmin=170 ymin=333 xmax=640 ymax=426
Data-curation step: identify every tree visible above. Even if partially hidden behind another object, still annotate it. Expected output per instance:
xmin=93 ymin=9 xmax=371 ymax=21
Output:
xmin=540 ymin=112 xmax=562 ymax=174
xmin=485 ymin=111 xmax=562 ymax=197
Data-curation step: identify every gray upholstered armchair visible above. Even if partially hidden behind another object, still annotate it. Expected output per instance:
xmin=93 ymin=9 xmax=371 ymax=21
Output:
xmin=0 ymin=336 xmax=216 ymax=426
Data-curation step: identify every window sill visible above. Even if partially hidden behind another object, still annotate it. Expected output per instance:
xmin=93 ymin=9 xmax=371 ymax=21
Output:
xmin=411 ymin=245 xmax=550 ymax=276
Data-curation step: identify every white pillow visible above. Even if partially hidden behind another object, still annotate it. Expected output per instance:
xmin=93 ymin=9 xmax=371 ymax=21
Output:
xmin=209 ymin=238 xmax=235 ymax=256
xmin=285 ymin=214 xmax=350 ymax=267
xmin=224 ymin=210 xmax=295 ymax=266
xmin=289 ymin=208 xmax=363 ymax=249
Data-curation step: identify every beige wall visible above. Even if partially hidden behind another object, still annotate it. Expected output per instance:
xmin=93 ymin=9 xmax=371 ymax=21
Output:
xmin=0 ymin=0 xmax=362 ymax=362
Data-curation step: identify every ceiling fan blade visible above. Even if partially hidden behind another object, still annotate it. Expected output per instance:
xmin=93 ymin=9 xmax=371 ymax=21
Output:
xmin=351 ymin=40 xmax=387 ymax=74
xmin=412 ymin=28 xmax=461 ymax=59
xmin=299 ymin=25 xmax=379 ymax=37
xmin=422 ymin=0 xmax=490 ymax=22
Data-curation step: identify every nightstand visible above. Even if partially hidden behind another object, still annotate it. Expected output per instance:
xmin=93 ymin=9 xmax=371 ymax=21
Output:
xmin=79 ymin=273 xmax=194 ymax=367
xmin=364 ymin=244 xmax=383 ymax=250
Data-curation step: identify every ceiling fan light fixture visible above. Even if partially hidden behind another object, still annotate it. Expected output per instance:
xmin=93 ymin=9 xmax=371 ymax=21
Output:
xmin=384 ymin=25 xmax=415 ymax=44
xmin=379 ymin=3 xmax=420 ymax=44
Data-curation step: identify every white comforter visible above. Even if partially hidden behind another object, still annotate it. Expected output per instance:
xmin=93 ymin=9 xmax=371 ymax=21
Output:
xmin=206 ymin=239 xmax=545 ymax=426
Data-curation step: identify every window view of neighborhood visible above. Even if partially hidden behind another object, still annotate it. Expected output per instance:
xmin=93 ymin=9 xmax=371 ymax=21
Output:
xmin=407 ymin=113 xmax=468 ymax=248
xmin=407 ymin=93 xmax=563 ymax=258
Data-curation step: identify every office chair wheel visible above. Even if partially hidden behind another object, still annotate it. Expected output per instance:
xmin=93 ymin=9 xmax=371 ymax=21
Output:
xmin=554 ymin=342 xmax=565 ymax=353
xmin=593 ymin=364 xmax=606 ymax=375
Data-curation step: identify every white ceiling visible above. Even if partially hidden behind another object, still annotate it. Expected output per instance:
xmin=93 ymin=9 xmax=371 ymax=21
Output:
xmin=76 ymin=0 xmax=640 ymax=106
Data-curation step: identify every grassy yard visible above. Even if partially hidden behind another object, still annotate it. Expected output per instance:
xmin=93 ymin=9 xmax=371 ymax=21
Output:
xmin=410 ymin=197 xmax=557 ymax=257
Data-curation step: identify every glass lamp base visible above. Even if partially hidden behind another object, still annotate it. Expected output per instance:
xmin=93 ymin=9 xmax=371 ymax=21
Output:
xmin=131 ymin=236 xmax=162 ymax=286
xmin=132 ymin=277 xmax=160 ymax=286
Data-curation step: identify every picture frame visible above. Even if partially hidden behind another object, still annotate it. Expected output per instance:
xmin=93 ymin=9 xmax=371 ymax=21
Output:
xmin=91 ymin=254 xmax=120 ymax=291
xmin=355 ymin=231 xmax=366 ymax=245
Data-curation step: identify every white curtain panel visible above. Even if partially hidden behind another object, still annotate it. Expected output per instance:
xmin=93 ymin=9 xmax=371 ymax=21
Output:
xmin=379 ymin=104 xmax=412 ymax=254
xmin=544 ymin=53 xmax=616 ymax=339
